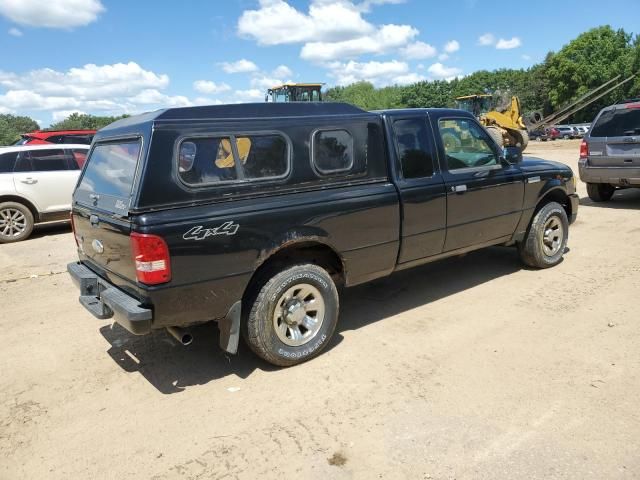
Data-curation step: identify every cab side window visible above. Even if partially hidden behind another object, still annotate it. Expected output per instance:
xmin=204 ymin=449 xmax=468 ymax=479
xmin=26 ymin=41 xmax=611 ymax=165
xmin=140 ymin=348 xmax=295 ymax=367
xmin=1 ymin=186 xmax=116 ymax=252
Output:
xmin=393 ymin=118 xmax=435 ymax=179
xmin=438 ymin=119 xmax=498 ymax=171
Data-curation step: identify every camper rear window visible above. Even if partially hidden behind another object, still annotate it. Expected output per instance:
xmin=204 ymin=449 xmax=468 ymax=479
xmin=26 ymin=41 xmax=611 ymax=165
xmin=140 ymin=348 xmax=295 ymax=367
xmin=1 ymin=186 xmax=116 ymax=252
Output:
xmin=75 ymin=139 xmax=141 ymax=213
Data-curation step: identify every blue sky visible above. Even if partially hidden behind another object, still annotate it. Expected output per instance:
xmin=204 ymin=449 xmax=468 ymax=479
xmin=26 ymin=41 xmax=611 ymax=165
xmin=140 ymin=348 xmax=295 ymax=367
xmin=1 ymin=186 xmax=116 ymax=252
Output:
xmin=0 ymin=0 xmax=638 ymax=126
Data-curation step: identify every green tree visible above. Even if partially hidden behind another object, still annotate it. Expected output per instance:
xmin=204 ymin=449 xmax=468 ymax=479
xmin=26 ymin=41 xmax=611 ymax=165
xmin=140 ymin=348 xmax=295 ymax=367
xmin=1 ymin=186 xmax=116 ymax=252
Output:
xmin=0 ymin=114 xmax=40 ymax=145
xmin=545 ymin=25 xmax=638 ymax=122
xmin=325 ymin=82 xmax=403 ymax=110
xmin=48 ymin=112 xmax=129 ymax=131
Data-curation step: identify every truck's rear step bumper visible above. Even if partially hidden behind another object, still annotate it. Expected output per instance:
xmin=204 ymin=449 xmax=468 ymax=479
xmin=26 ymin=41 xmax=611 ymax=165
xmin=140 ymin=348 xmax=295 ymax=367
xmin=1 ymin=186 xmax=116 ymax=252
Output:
xmin=67 ymin=262 xmax=152 ymax=335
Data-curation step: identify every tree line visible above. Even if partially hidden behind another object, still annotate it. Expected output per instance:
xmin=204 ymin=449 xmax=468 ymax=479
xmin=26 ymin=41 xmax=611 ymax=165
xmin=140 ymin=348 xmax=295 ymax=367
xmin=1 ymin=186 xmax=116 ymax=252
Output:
xmin=326 ymin=26 xmax=640 ymax=124
xmin=1 ymin=26 xmax=638 ymax=146
xmin=0 ymin=113 xmax=129 ymax=145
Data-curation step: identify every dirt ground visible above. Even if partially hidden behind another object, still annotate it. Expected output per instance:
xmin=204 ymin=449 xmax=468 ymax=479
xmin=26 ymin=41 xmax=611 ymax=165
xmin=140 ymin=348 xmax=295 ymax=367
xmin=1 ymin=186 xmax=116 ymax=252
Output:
xmin=1 ymin=139 xmax=639 ymax=479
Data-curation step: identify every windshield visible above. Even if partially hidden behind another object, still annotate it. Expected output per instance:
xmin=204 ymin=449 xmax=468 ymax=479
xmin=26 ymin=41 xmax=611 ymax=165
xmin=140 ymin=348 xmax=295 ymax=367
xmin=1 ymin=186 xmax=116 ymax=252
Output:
xmin=591 ymin=107 xmax=640 ymax=137
xmin=75 ymin=139 xmax=142 ymax=214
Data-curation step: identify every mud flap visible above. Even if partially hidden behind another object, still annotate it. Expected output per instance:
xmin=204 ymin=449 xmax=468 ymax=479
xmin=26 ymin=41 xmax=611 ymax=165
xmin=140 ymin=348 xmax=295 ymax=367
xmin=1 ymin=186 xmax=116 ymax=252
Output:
xmin=218 ymin=301 xmax=241 ymax=354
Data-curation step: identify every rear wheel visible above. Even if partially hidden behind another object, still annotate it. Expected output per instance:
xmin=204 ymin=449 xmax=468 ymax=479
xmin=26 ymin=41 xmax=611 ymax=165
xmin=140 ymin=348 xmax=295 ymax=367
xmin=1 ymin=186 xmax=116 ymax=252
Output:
xmin=0 ymin=202 xmax=34 ymax=243
xmin=586 ymin=183 xmax=615 ymax=202
xmin=243 ymin=264 xmax=339 ymax=366
xmin=518 ymin=201 xmax=569 ymax=269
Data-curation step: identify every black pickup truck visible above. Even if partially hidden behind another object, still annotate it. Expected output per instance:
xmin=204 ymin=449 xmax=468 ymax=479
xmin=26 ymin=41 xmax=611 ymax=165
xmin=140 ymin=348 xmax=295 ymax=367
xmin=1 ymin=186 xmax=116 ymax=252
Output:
xmin=68 ymin=103 xmax=578 ymax=366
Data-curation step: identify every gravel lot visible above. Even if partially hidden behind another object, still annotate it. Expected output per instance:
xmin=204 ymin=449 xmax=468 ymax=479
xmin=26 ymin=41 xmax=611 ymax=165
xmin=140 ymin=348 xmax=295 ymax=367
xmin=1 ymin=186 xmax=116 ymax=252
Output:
xmin=1 ymin=139 xmax=639 ymax=479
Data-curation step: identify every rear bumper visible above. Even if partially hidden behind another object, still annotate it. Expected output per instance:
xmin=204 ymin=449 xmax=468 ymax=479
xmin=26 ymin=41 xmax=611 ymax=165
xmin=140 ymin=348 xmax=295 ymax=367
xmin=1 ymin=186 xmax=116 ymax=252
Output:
xmin=67 ymin=262 xmax=152 ymax=335
xmin=568 ymin=193 xmax=579 ymax=224
xmin=578 ymin=160 xmax=640 ymax=186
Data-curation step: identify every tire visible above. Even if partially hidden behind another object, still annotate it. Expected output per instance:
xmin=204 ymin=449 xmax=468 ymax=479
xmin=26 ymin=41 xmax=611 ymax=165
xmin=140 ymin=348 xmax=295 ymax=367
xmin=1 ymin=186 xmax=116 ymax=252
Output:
xmin=0 ymin=202 xmax=34 ymax=243
xmin=586 ymin=183 xmax=615 ymax=202
xmin=243 ymin=264 xmax=339 ymax=367
xmin=486 ymin=126 xmax=504 ymax=148
xmin=518 ymin=201 xmax=569 ymax=269
xmin=520 ymin=130 xmax=529 ymax=151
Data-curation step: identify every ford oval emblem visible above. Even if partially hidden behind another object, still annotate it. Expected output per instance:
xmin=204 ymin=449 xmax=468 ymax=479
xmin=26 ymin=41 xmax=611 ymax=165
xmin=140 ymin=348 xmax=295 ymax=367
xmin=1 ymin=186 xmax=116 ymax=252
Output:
xmin=91 ymin=239 xmax=104 ymax=254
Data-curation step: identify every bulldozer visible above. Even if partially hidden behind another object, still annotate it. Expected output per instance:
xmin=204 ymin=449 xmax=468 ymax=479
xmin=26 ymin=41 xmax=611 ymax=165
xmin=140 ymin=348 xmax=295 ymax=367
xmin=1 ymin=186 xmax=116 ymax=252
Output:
xmin=266 ymin=83 xmax=324 ymax=102
xmin=455 ymin=93 xmax=529 ymax=151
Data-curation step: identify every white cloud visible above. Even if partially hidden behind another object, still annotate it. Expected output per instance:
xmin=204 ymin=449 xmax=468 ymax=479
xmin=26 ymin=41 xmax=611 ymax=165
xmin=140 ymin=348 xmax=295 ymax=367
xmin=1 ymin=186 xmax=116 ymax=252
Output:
xmin=477 ymin=33 xmax=495 ymax=46
xmin=392 ymin=72 xmax=426 ymax=85
xmin=328 ymin=59 xmax=409 ymax=86
xmin=8 ymin=27 xmax=22 ymax=36
xmin=400 ymin=41 xmax=436 ymax=59
xmin=357 ymin=0 xmax=406 ymax=12
xmin=301 ymin=24 xmax=417 ymax=62
xmin=239 ymin=0 xmax=417 ymax=63
xmin=438 ymin=53 xmax=449 ymax=61
xmin=219 ymin=59 xmax=259 ymax=73
xmin=193 ymin=80 xmax=231 ymax=94
xmin=522 ymin=54 xmax=532 ymax=61
xmin=272 ymin=65 xmax=292 ymax=78
xmin=0 ymin=62 xmax=201 ymax=119
xmin=129 ymin=89 xmax=192 ymax=107
xmin=444 ymin=40 xmax=459 ymax=53
xmin=52 ymin=110 xmax=86 ymax=122
xmin=496 ymin=37 xmax=521 ymax=49
xmin=193 ymin=97 xmax=224 ymax=106
xmin=238 ymin=0 xmax=374 ymax=45
xmin=0 ymin=0 xmax=104 ymax=29
xmin=234 ymin=89 xmax=264 ymax=102
xmin=427 ymin=62 xmax=462 ymax=80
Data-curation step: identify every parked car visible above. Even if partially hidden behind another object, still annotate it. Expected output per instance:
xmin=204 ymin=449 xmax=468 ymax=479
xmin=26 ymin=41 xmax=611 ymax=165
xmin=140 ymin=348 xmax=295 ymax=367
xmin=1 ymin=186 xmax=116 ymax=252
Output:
xmin=547 ymin=127 xmax=561 ymax=140
xmin=571 ymin=125 xmax=584 ymax=138
xmin=0 ymin=144 xmax=89 ymax=242
xmin=577 ymin=125 xmax=590 ymax=135
xmin=579 ymin=99 xmax=640 ymax=201
xmin=68 ymin=103 xmax=578 ymax=366
xmin=555 ymin=126 xmax=576 ymax=139
xmin=14 ymin=129 xmax=96 ymax=146
xmin=528 ymin=129 xmax=548 ymax=141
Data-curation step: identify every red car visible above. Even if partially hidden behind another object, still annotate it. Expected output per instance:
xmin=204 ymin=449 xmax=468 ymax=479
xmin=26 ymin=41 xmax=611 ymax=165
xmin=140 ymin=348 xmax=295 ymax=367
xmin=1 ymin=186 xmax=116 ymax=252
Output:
xmin=14 ymin=129 xmax=95 ymax=146
xmin=546 ymin=127 xmax=561 ymax=140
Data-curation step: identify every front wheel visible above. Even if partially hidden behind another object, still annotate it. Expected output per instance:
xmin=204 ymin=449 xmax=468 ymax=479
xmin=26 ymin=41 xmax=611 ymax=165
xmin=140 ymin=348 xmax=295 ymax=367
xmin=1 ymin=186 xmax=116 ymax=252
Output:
xmin=518 ymin=202 xmax=569 ymax=269
xmin=243 ymin=264 xmax=339 ymax=366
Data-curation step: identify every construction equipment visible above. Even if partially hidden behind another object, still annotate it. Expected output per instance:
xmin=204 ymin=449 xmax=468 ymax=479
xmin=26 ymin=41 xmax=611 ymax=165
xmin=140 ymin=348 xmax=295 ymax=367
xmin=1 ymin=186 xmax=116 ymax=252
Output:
xmin=527 ymin=73 xmax=637 ymax=132
xmin=455 ymin=93 xmax=529 ymax=150
xmin=266 ymin=83 xmax=324 ymax=102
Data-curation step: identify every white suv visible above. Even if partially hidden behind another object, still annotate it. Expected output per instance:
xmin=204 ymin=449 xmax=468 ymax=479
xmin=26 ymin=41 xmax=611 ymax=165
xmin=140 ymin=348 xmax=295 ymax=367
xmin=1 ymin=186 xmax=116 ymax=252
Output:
xmin=0 ymin=144 xmax=89 ymax=242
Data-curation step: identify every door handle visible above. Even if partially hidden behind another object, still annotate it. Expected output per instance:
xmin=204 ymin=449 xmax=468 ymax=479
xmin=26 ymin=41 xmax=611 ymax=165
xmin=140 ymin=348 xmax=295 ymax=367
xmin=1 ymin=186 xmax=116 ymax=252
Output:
xmin=451 ymin=184 xmax=467 ymax=193
xmin=20 ymin=177 xmax=37 ymax=185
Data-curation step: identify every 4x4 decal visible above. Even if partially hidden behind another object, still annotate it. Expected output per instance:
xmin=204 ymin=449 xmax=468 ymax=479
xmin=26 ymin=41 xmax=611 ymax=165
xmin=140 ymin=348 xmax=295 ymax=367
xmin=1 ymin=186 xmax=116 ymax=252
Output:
xmin=183 ymin=222 xmax=239 ymax=241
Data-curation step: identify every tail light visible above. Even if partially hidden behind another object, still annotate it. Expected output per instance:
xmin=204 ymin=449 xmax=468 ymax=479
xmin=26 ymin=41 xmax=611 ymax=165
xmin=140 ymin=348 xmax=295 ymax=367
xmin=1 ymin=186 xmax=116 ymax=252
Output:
xmin=579 ymin=140 xmax=589 ymax=160
xmin=130 ymin=232 xmax=171 ymax=285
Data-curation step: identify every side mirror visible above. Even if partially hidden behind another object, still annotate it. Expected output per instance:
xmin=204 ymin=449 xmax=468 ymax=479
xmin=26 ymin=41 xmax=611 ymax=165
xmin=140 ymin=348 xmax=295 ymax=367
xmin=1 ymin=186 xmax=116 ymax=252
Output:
xmin=503 ymin=145 xmax=523 ymax=164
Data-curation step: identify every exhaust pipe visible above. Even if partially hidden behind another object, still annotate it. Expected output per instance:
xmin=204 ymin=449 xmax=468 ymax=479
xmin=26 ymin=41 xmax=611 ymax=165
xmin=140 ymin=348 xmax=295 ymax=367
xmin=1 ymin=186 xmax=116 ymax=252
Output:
xmin=166 ymin=326 xmax=193 ymax=346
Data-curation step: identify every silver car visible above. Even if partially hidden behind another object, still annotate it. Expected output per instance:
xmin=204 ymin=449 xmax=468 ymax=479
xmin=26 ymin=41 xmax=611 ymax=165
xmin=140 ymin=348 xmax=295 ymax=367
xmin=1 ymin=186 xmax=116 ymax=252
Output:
xmin=579 ymin=100 xmax=640 ymax=201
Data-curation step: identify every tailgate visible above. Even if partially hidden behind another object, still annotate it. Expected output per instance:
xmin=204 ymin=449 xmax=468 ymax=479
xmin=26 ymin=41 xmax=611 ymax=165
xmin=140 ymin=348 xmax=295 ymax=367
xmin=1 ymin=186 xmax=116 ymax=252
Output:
xmin=589 ymin=105 xmax=640 ymax=167
xmin=72 ymin=138 xmax=142 ymax=288
xmin=73 ymin=208 xmax=137 ymax=287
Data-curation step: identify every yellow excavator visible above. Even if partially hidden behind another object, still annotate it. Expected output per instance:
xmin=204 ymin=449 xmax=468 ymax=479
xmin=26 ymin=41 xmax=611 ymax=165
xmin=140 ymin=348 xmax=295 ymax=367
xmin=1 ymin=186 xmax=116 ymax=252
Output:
xmin=455 ymin=94 xmax=529 ymax=151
